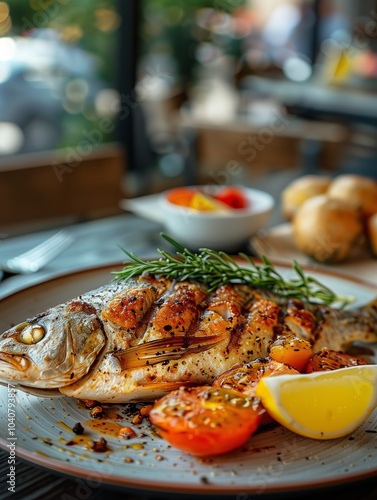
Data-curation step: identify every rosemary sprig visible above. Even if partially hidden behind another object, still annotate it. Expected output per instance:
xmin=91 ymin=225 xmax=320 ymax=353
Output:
xmin=113 ymin=234 xmax=354 ymax=307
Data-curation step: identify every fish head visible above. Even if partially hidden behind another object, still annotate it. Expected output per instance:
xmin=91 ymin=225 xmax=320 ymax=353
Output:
xmin=0 ymin=300 xmax=106 ymax=389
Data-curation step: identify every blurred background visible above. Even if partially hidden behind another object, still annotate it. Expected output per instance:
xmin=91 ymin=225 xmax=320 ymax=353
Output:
xmin=1 ymin=0 xmax=377 ymax=233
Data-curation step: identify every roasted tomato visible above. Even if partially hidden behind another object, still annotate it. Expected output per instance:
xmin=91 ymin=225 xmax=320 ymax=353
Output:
xmin=268 ymin=334 xmax=314 ymax=372
xmin=305 ymin=348 xmax=367 ymax=373
xmin=149 ymin=386 xmax=263 ymax=456
xmin=215 ymin=187 xmax=249 ymax=209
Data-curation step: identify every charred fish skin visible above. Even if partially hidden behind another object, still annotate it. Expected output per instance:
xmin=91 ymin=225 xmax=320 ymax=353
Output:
xmin=266 ymin=294 xmax=377 ymax=352
xmin=58 ymin=289 xmax=296 ymax=403
xmin=1 ymin=275 xmax=377 ymax=402
xmin=100 ymin=278 xmax=171 ymax=350
xmin=311 ymin=298 xmax=377 ymax=352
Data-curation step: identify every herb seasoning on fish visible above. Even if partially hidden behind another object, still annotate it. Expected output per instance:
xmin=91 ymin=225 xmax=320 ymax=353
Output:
xmin=1 ymin=235 xmax=376 ymax=403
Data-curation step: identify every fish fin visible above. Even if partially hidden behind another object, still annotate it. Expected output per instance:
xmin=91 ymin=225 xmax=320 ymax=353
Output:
xmin=114 ymin=334 xmax=225 ymax=370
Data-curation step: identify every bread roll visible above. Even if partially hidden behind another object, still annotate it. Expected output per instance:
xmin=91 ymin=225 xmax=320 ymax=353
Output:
xmin=292 ymin=195 xmax=363 ymax=263
xmin=281 ymin=175 xmax=331 ymax=220
xmin=367 ymin=213 xmax=377 ymax=256
xmin=327 ymin=174 xmax=377 ymax=218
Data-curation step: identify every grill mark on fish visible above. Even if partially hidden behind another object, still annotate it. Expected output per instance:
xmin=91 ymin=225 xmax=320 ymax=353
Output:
xmin=1 ymin=277 xmax=377 ymax=402
xmin=196 ymin=284 xmax=250 ymax=356
xmin=129 ymin=281 xmax=175 ymax=346
xmin=225 ymin=321 xmax=244 ymax=355
xmin=284 ymin=305 xmax=316 ymax=341
xmin=207 ymin=284 xmax=244 ymax=320
xmin=139 ymin=281 xmax=207 ymax=344
xmin=102 ymin=289 xmax=155 ymax=346
xmin=185 ymin=306 xmax=204 ymax=339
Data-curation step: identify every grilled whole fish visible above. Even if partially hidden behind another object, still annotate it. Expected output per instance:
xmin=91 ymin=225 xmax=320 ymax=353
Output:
xmin=0 ymin=275 xmax=377 ymax=402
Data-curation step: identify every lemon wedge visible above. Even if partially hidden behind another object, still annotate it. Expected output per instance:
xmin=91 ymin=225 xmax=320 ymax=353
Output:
xmin=190 ymin=193 xmax=230 ymax=212
xmin=256 ymin=365 xmax=377 ymax=440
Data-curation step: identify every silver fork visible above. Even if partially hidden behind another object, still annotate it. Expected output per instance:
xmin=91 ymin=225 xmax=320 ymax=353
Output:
xmin=1 ymin=230 xmax=74 ymax=275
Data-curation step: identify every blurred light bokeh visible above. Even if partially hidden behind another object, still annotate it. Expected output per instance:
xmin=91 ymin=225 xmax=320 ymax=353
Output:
xmin=0 ymin=0 xmax=119 ymax=156
xmin=1 ymin=0 xmax=377 ymax=194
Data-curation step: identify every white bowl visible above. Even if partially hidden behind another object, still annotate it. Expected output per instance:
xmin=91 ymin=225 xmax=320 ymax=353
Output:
xmin=159 ymin=186 xmax=275 ymax=251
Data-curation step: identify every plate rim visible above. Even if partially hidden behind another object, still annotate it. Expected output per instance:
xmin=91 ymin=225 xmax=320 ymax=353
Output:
xmin=1 ymin=432 xmax=377 ymax=497
xmin=1 ymin=258 xmax=377 ymax=304
xmin=1 ymin=262 xmax=377 ymax=495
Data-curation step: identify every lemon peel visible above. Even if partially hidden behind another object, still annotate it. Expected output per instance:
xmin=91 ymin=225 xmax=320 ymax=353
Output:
xmin=256 ymin=365 xmax=377 ymax=440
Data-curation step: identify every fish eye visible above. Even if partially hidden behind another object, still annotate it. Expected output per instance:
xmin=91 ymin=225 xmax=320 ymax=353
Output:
xmin=19 ymin=324 xmax=45 ymax=344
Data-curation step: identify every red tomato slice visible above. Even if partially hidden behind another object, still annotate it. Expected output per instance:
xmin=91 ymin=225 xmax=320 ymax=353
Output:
xmin=215 ymin=187 xmax=249 ymax=209
xmin=149 ymin=386 xmax=263 ymax=456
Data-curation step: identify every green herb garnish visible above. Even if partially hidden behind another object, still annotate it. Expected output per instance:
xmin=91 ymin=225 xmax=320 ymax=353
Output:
xmin=113 ymin=234 xmax=353 ymax=307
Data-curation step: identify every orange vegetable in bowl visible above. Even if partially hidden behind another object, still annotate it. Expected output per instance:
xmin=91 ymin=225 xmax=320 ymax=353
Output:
xmin=165 ymin=187 xmax=196 ymax=207
xmin=165 ymin=186 xmax=249 ymax=211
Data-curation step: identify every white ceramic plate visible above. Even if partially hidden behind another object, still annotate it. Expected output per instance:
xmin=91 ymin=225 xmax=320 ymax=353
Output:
xmin=1 ymin=264 xmax=377 ymax=497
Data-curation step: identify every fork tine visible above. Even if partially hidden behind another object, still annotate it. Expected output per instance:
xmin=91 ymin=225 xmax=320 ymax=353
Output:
xmin=5 ymin=231 xmax=74 ymax=273
xmin=27 ymin=233 xmax=74 ymax=271
xmin=12 ymin=231 xmax=69 ymax=261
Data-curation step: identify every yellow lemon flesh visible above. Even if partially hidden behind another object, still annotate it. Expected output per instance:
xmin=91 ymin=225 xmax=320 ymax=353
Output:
xmin=256 ymin=365 xmax=377 ymax=440
xmin=189 ymin=193 xmax=230 ymax=212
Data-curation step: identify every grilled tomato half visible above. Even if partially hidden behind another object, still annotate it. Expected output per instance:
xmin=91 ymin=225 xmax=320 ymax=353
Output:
xmin=149 ymin=386 xmax=263 ymax=456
